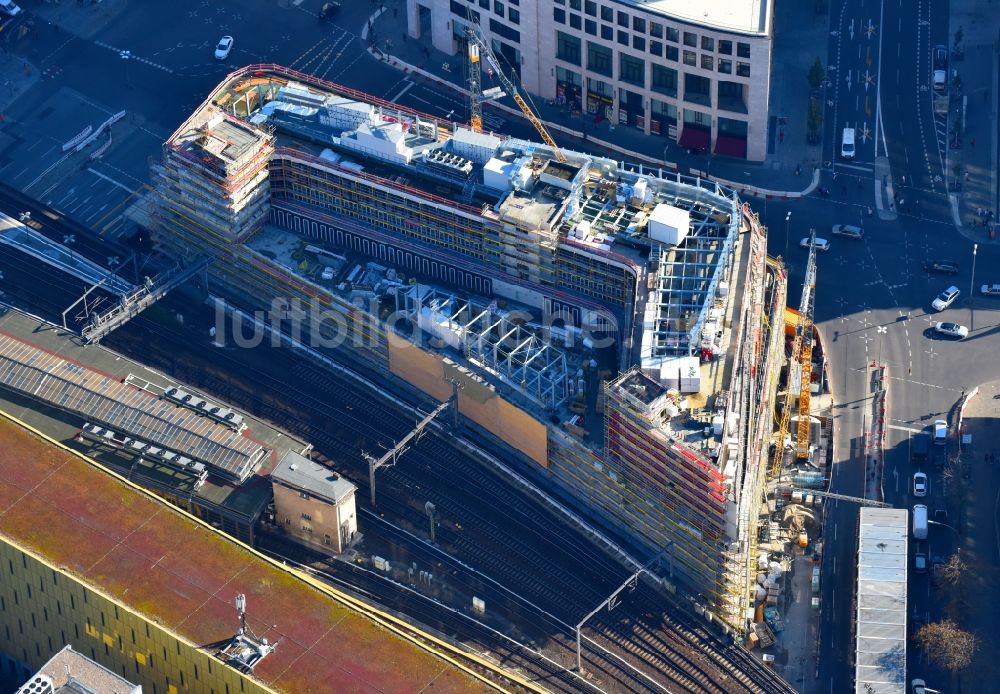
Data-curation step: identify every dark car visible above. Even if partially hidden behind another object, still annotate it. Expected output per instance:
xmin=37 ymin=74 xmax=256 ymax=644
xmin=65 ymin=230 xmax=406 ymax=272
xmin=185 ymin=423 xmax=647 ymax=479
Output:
xmin=318 ymin=1 xmax=341 ymax=20
xmin=924 ymin=260 xmax=959 ymax=275
xmin=934 ymin=45 xmax=948 ymax=70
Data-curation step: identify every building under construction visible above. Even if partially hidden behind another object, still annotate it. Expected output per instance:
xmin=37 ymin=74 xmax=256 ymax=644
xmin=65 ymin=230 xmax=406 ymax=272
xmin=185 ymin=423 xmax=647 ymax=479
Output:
xmin=153 ymin=64 xmax=788 ymax=631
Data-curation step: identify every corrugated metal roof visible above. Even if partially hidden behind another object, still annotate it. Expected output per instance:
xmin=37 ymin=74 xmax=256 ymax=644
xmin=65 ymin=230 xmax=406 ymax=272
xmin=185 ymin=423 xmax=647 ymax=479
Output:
xmin=855 ymin=507 xmax=908 ymax=694
xmin=0 ymin=333 xmax=267 ymax=482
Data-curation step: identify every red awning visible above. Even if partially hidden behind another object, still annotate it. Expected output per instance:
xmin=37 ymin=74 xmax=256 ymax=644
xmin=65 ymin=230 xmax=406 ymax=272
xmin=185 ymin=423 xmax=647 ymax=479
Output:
xmin=678 ymin=126 xmax=710 ymax=152
xmin=714 ymin=133 xmax=747 ymax=159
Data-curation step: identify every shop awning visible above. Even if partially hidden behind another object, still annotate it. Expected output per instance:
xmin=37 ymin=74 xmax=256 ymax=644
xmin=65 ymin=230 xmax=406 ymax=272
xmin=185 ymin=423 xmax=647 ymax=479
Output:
xmin=714 ymin=133 xmax=747 ymax=159
xmin=678 ymin=126 xmax=710 ymax=152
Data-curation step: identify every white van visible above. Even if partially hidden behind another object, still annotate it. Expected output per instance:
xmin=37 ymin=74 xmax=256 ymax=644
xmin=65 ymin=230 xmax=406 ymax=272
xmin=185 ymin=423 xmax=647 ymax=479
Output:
xmin=841 ymin=127 xmax=856 ymax=159
xmin=912 ymin=504 xmax=928 ymax=540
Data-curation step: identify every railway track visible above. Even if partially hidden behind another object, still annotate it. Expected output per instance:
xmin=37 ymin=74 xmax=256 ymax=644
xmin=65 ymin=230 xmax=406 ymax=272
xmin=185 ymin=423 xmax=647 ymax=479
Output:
xmin=0 ymin=238 xmax=792 ymax=693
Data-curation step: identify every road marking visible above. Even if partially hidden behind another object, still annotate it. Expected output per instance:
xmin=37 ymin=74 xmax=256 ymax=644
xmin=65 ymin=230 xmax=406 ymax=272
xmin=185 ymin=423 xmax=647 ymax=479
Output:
xmin=391 ymin=80 xmax=416 ymax=102
xmin=888 ymin=424 xmax=923 ymax=434
xmin=887 ymin=375 xmax=962 ymax=392
xmin=86 ymin=168 xmax=137 ymax=194
xmin=835 ymin=162 xmax=875 ymax=173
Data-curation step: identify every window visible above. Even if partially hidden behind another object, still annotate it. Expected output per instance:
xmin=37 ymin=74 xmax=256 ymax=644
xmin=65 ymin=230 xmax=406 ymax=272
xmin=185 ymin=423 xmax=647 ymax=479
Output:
xmin=554 ymin=0 xmax=564 ymax=4
xmin=650 ymin=40 xmax=662 ymax=57
xmin=600 ymin=5 xmax=613 ymax=21
xmin=619 ymin=53 xmax=645 ymax=86
xmin=617 ymin=11 xmax=628 ymax=27
xmin=718 ymin=40 xmax=732 ymax=55
xmin=557 ymin=31 xmax=581 ymax=64
xmin=737 ymin=42 xmax=750 ymax=57
xmin=509 ymin=8 xmax=519 ymax=23
xmin=718 ymin=59 xmax=732 ymax=74
xmin=584 ymin=0 xmax=596 ymax=16
xmin=489 ymin=18 xmax=520 ymax=41
xmin=570 ymin=13 xmax=581 ymax=29
xmin=649 ymin=21 xmax=662 ymax=38
xmin=666 ymin=26 xmax=679 ymax=42
xmin=569 ymin=0 xmax=580 ymax=8
xmin=601 ymin=24 xmax=613 ymax=40
xmin=701 ymin=54 xmax=714 ymax=70
xmin=683 ymin=50 xmax=696 ymax=66
xmin=299 ymin=491 xmax=309 ymax=499
xmin=633 ymin=35 xmax=645 ymax=51
xmin=683 ymin=32 xmax=697 ymax=47
xmin=301 ymin=512 xmax=312 ymax=521
xmin=684 ymin=73 xmax=712 ymax=105
xmin=701 ymin=36 xmax=714 ymax=51
xmin=587 ymin=41 xmax=613 ymax=76
xmin=666 ymin=45 xmax=678 ymax=62
xmin=554 ymin=7 xmax=565 ymax=23
xmin=617 ymin=30 xmax=628 ymax=46
xmin=718 ymin=81 xmax=747 ymax=112
xmin=494 ymin=1 xmax=503 ymax=16
xmin=585 ymin=18 xmax=596 ymax=35
xmin=632 ymin=17 xmax=645 ymax=32
xmin=651 ymin=63 xmax=678 ymax=96
xmin=737 ymin=62 xmax=750 ymax=77
xmin=479 ymin=0 xmax=489 ymax=8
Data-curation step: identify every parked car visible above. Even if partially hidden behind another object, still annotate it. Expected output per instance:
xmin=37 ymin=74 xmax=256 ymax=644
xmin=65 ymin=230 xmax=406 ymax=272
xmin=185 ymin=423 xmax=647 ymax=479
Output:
xmin=840 ymin=127 xmax=856 ymax=159
xmin=931 ymin=286 xmax=960 ymax=311
xmin=913 ymin=472 xmax=928 ymax=497
xmin=924 ymin=260 xmax=959 ymax=275
xmin=981 ymin=283 xmax=1000 ymax=296
xmin=318 ymin=1 xmax=341 ymax=20
xmin=831 ymin=224 xmax=864 ymax=239
xmin=214 ymin=36 xmax=234 ymax=60
xmin=0 ymin=0 xmax=21 ymax=17
xmin=914 ymin=552 xmax=927 ymax=574
xmin=934 ymin=322 xmax=968 ymax=339
xmin=933 ymin=45 xmax=948 ymax=70
xmin=911 ymin=678 xmax=928 ymax=694
xmin=933 ymin=69 xmax=947 ymax=92
xmin=933 ymin=419 xmax=948 ymax=444
xmin=800 ymin=237 xmax=830 ymax=251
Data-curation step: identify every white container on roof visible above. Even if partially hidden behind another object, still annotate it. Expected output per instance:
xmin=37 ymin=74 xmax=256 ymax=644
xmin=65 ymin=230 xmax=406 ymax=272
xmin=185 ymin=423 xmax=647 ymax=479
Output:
xmin=483 ymin=157 xmax=518 ymax=191
xmin=451 ymin=128 xmax=503 ymax=164
xmin=649 ymin=203 xmax=691 ymax=246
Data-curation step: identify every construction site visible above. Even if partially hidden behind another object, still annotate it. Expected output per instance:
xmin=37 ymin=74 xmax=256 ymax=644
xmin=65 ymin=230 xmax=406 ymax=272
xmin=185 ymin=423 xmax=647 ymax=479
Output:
xmin=144 ymin=52 xmax=817 ymax=640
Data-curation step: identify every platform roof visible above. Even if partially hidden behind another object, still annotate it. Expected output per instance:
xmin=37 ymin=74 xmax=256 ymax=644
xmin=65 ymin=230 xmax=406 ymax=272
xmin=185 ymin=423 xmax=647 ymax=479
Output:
xmin=0 ymin=412 xmax=500 ymax=693
xmin=0 ymin=332 xmax=267 ymax=482
xmin=855 ymin=507 xmax=908 ymax=694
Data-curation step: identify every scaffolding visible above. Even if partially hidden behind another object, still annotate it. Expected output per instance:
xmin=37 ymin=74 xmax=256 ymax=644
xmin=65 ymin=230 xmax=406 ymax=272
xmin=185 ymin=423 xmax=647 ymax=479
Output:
xmin=399 ymin=285 xmax=569 ymax=409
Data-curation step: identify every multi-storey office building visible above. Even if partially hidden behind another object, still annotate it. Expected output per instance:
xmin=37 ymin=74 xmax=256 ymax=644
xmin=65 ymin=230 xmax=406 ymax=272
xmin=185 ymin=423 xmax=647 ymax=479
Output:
xmin=154 ymin=65 xmax=787 ymax=630
xmin=409 ymin=0 xmax=773 ymax=160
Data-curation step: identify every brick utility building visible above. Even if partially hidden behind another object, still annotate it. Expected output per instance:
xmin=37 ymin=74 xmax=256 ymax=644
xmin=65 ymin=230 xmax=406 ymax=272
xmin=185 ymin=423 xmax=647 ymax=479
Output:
xmin=408 ymin=0 xmax=773 ymax=160
xmin=14 ymin=645 xmax=142 ymax=694
xmin=271 ymin=451 xmax=358 ymax=554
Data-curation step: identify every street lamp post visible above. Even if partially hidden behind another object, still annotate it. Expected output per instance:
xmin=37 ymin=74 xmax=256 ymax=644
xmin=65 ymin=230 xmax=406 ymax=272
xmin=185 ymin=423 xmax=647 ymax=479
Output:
xmin=784 ymin=211 xmax=792 ymax=259
xmin=969 ymin=243 xmax=978 ymax=331
xmin=928 ymin=519 xmax=961 ymax=537
xmin=876 ymin=325 xmax=887 ymax=371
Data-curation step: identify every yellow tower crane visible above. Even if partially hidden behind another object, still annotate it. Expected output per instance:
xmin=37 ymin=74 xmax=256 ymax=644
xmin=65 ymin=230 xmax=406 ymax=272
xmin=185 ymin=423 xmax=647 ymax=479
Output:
xmin=769 ymin=230 xmax=818 ymax=477
xmin=464 ymin=24 xmax=567 ymax=163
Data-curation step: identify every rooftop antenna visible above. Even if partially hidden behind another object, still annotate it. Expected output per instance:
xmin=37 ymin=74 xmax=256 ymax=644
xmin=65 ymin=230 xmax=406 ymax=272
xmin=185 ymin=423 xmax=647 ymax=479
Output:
xmin=235 ymin=593 xmax=247 ymax=635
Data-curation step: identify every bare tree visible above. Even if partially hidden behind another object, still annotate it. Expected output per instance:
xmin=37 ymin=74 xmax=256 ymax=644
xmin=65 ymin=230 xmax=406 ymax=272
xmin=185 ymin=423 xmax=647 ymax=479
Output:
xmin=938 ymin=551 xmax=966 ymax=587
xmin=914 ymin=620 xmax=979 ymax=671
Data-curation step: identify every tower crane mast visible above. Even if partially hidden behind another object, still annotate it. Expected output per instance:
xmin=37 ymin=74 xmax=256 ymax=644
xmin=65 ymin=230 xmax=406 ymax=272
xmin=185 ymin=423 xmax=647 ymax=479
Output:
xmin=464 ymin=24 xmax=566 ymax=163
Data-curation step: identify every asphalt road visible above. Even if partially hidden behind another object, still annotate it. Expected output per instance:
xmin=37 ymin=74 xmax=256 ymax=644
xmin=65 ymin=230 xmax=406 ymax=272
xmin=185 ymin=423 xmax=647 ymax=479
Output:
xmin=765 ymin=1 xmax=1000 ymax=689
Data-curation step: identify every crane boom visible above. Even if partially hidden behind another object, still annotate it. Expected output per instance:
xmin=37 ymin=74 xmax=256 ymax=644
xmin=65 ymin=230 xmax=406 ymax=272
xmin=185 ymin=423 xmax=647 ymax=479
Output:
xmin=795 ymin=233 xmax=818 ymax=459
xmin=464 ymin=25 xmax=566 ymax=163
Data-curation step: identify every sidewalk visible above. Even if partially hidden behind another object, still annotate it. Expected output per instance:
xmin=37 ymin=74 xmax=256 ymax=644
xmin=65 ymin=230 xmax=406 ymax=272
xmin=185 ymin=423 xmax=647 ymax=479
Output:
xmin=31 ymin=0 xmax=127 ymax=41
xmin=948 ymin=0 xmax=1000 ymax=243
xmin=369 ymin=0 xmax=823 ymax=197
xmin=0 ymin=53 xmax=39 ymax=119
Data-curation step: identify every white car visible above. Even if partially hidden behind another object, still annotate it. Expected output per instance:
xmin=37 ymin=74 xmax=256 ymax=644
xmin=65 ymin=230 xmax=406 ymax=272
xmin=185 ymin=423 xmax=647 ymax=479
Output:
xmin=934 ymin=322 xmax=968 ymax=339
xmin=933 ymin=69 xmax=947 ymax=92
xmin=933 ymin=419 xmax=948 ymax=445
xmin=831 ymin=224 xmax=864 ymax=239
xmin=981 ymin=283 xmax=1000 ymax=296
xmin=912 ymin=472 xmax=928 ymax=497
xmin=214 ymin=36 xmax=234 ymax=60
xmin=931 ymin=286 xmax=960 ymax=311
xmin=911 ymin=679 xmax=927 ymax=694
xmin=0 ymin=0 xmax=21 ymax=16
xmin=800 ymin=237 xmax=830 ymax=251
